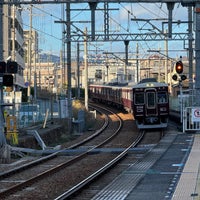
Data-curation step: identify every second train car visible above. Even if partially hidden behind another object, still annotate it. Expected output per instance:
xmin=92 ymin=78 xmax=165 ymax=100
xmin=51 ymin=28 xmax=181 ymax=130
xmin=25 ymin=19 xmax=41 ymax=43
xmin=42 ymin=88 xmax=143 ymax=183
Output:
xmin=89 ymin=78 xmax=169 ymax=129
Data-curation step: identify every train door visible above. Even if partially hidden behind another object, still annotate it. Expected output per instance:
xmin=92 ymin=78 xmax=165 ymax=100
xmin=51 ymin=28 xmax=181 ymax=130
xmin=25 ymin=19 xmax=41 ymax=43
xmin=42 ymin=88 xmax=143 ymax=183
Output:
xmin=145 ymin=89 xmax=157 ymax=116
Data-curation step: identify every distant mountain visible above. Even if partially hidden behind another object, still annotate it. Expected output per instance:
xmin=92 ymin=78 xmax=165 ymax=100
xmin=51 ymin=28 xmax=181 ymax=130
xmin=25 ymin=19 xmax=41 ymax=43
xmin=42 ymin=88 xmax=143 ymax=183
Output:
xmin=39 ymin=53 xmax=84 ymax=63
xmin=39 ymin=53 xmax=105 ymax=64
xmin=39 ymin=53 xmax=60 ymax=63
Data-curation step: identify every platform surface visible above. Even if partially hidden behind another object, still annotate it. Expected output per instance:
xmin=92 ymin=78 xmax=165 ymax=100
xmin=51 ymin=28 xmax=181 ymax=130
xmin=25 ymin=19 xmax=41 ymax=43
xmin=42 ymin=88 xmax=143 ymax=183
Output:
xmin=172 ymin=134 xmax=200 ymax=200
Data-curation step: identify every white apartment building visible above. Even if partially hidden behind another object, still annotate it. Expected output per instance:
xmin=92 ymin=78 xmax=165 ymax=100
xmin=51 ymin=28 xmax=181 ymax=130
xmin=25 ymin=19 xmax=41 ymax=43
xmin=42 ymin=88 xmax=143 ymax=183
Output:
xmin=2 ymin=4 xmax=25 ymax=104
xmin=2 ymin=4 xmax=25 ymax=88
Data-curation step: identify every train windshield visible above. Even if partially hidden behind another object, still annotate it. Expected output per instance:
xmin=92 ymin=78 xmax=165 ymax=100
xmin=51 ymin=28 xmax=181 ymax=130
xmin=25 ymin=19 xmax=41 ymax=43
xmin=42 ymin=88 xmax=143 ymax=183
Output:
xmin=135 ymin=93 xmax=144 ymax=104
xmin=147 ymin=92 xmax=156 ymax=108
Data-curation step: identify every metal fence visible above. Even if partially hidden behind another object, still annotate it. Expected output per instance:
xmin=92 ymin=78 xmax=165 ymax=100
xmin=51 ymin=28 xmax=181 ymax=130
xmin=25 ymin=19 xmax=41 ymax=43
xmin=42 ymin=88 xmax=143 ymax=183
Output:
xmin=170 ymin=91 xmax=200 ymax=133
xmin=183 ymin=107 xmax=200 ymax=133
xmin=4 ymin=99 xmax=59 ymax=128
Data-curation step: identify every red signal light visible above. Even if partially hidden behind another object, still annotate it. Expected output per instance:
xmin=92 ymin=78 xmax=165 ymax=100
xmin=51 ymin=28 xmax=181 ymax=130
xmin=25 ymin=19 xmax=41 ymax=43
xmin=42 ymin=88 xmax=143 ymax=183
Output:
xmin=175 ymin=61 xmax=183 ymax=74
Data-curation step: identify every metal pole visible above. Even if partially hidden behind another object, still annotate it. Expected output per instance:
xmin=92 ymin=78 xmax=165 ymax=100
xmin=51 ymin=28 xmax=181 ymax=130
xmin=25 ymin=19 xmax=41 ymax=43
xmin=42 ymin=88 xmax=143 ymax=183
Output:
xmin=0 ymin=2 xmax=3 ymax=138
xmin=77 ymin=42 xmax=80 ymax=99
xmin=195 ymin=4 xmax=200 ymax=106
xmin=136 ymin=43 xmax=139 ymax=83
xmin=165 ymin=33 xmax=168 ymax=84
xmin=27 ymin=5 xmax=32 ymax=102
xmin=0 ymin=2 xmax=7 ymax=155
xmin=179 ymin=80 xmax=183 ymax=123
xmin=166 ymin=2 xmax=175 ymax=38
xmin=84 ymin=28 xmax=88 ymax=111
xmin=124 ymin=40 xmax=129 ymax=81
xmin=88 ymin=2 xmax=97 ymax=41
xmin=61 ymin=3 xmax=65 ymax=90
xmin=0 ymin=2 xmax=3 ymax=60
xmin=188 ymin=7 xmax=194 ymax=95
xmin=66 ymin=2 xmax=72 ymax=132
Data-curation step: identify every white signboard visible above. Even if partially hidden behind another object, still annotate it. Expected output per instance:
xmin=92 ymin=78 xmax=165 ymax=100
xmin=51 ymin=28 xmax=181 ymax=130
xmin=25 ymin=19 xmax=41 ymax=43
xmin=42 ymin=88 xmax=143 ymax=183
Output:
xmin=192 ymin=108 xmax=200 ymax=122
xmin=59 ymin=99 xmax=68 ymax=118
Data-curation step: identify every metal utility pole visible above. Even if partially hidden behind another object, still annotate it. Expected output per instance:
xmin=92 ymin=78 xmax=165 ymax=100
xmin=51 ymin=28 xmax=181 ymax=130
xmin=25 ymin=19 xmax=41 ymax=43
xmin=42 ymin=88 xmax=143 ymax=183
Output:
xmin=166 ymin=2 xmax=175 ymax=38
xmin=195 ymin=3 xmax=200 ymax=106
xmin=61 ymin=3 xmax=66 ymax=89
xmin=104 ymin=2 xmax=109 ymax=40
xmin=76 ymin=42 xmax=80 ymax=99
xmin=136 ymin=43 xmax=139 ymax=83
xmin=188 ymin=6 xmax=193 ymax=93
xmin=124 ymin=40 xmax=129 ymax=81
xmin=0 ymin=3 xmax=8 ymax=162
xmin=66 ymin=2 xmax=72 ymax=132
xmin=88 ymin=2 xmax=97 ymax=41
xmin=84 ymin=28 xmax=88 ymax=111
xmin=0 ymin=3 xmax=3 ymax=60
xmin=27 ymin=5 xmax=32 ymax=102
xmin=164 ymin=34 xmax=168 ymax=84
xmin=0 ymin=3 xmax=3 ymax=108
xmin=12 ymin=5 xmax=16 ymax=61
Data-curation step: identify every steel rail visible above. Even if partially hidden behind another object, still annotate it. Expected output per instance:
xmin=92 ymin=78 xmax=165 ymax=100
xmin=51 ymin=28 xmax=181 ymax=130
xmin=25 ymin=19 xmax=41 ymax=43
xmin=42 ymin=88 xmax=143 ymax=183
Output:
xmin=0 ymin=104 xmax=122 ymax=198
xmin=0 ymin=105 xmax=106 ymax=179
xmin=54 ymin=130 xmax=145 ymax=200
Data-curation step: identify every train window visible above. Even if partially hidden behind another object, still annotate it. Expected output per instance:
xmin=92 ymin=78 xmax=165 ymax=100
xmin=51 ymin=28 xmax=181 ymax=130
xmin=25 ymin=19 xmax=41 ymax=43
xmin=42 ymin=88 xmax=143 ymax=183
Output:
xmin=103 ymin=88 xmax=105 ymax=95
xmin=147 ymin=92 xmax=155 ymax=108
xmin=127 ymin=90 xmax=129 ymax=100
xmin=158 ymin=92 xmax=167 ymax=103
xmin=122 ymin=90 xmax=125 ymax=99
xmin=135 ymin=93 xmax=144 ymax=104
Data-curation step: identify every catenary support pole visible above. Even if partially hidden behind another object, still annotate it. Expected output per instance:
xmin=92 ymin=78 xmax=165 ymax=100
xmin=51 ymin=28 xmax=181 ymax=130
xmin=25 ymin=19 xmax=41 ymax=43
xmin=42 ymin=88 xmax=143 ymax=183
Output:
xmin=195 ymin=3 xmax=200 ymax=106
xmin=66 ymin=2 xmax=72 ymax=132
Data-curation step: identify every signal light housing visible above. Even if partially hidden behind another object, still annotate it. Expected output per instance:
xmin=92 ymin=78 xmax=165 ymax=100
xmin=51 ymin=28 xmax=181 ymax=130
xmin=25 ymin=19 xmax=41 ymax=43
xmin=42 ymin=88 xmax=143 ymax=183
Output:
xmin=172 ymin=74 xmax=178 ymax=81
xmin=3 ymin=75 xmax=13 ymax=86
xmin=0 ymin=62 xmax=6 ymax=73
xmin=181 ymin=75 xmax=187 ymax=81
xmin=7 ymin=61 xmax=18 ymax=74
xmin=175 ymin=61 xmax=183 ymax=74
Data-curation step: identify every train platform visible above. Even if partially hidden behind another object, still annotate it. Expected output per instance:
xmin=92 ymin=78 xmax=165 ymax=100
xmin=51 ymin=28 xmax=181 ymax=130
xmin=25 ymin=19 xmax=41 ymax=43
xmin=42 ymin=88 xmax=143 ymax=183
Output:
xmin=172 ymin=133 xmax=200 ymax=200
xmin=91 ymin=127 xmax=200 ymax=200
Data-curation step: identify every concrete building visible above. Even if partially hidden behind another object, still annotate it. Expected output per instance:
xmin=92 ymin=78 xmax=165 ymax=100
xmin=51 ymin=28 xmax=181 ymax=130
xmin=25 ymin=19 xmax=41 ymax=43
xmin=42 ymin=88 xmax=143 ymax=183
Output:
xmin=23 ymin=30 xmax=39 ymax=64
xmin=2 ymin=4 xmax=25 ymax=103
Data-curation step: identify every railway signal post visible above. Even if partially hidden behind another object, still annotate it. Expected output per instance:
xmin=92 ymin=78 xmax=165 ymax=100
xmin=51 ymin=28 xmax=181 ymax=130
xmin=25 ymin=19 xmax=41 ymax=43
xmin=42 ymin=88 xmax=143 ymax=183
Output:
xmin=172 ymin=60 xmax=187 ymax=123
xmin=0 ymin=61 xmax=18 ymax=163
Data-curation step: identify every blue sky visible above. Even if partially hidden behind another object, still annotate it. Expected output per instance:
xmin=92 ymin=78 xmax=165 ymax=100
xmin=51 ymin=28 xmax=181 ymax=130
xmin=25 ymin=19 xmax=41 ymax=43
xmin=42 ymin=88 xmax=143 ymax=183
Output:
xmin=22 ymin=2 xmax=189 ymax=59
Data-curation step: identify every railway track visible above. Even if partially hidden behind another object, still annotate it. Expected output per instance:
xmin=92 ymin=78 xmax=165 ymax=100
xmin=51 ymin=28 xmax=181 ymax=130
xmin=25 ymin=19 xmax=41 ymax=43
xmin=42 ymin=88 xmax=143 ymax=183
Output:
xmin=0 ymin=104 xmax=137 ymax=200
xmin=55 ymin=130 xmax=145 ymax=200
xmin=56 ymin=128 xmax=166 ymax=200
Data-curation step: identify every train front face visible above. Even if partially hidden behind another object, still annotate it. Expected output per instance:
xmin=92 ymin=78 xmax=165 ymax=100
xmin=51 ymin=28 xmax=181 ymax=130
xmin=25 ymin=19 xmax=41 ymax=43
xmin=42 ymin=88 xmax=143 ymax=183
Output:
xmin=132 ymin=82 xmax=169 ymax=129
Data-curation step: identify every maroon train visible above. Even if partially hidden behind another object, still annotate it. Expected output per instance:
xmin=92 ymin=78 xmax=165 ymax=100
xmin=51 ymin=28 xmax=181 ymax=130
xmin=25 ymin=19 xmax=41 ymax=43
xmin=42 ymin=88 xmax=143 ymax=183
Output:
xmin=89 ymin=79 xmax=169 ymax=129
